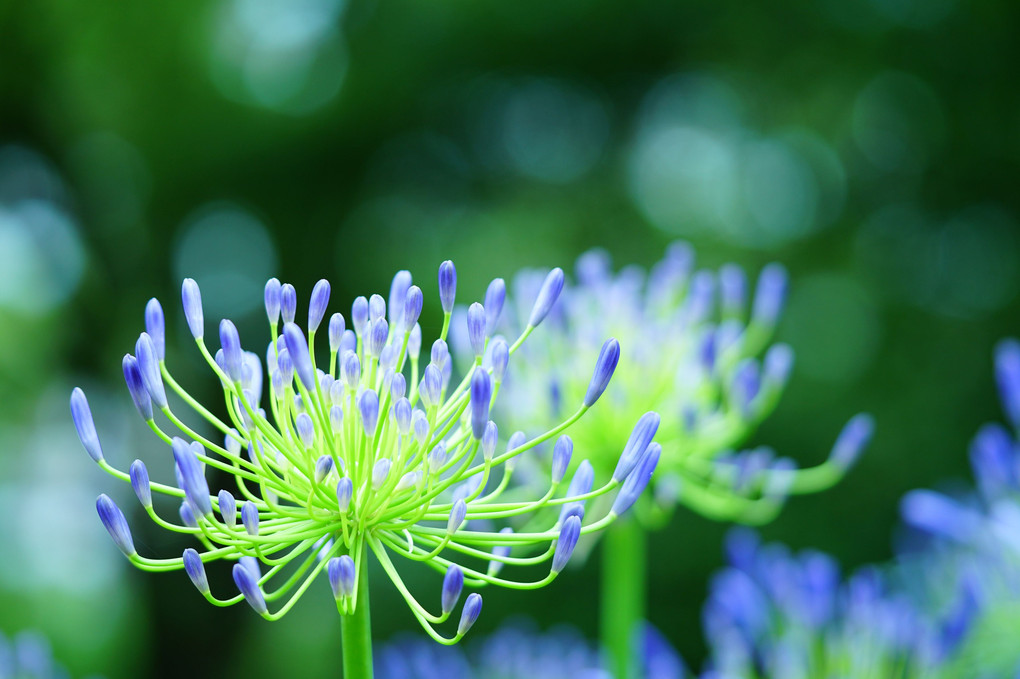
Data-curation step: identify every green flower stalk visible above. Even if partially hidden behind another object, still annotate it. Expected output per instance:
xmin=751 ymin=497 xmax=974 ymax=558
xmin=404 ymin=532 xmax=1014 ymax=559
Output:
xmin=70 ymin=261 xmax=658 ymax=677
xmin=490 ymin=244 xmax=874 ymax=679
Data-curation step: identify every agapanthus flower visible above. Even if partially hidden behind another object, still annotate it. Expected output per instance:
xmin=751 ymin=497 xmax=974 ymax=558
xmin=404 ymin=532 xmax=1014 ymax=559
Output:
xmin=70 ymin=261 xmax=657 ymax=673
xmin=491 ymin=243 xmax=873 ymax=526
xmin=896 ymin=338 xmax=1020 ymax=677
xmin=476 ymin=243 xmax=872 ymax=678
xmin=375 ymin=621 xmax=610 ymax=679
xmin=0 ymin=629 xmax=103 ymax=679
xmin=698 ymin=528 xmax=941 ymax=679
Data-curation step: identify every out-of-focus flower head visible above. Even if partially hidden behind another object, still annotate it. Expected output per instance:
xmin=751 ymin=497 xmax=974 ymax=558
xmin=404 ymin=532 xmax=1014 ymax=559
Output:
xmin=70 ymin=262 xmax=660 ymax=642
xmin=897 ymin=338 xmax=1020 ymax=677
xmin=376 ymin=620 xmax=610 ymax=679
xmin=699 ymin=528 xmax=939 ymax=679
xmin=487 ymin=243 xmax=872 ymax=528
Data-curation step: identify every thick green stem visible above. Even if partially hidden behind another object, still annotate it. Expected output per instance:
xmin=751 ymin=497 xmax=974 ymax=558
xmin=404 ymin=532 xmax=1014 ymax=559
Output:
xmin=341 ymin=559 xmax=374 ymax=679
xmin=600 ymin=518 xmax=646 ymax=679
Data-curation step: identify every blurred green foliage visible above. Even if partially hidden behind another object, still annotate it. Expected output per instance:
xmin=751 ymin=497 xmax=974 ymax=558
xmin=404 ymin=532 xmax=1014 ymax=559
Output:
xmin=1 ymin=0 xmax=1019 ymax=675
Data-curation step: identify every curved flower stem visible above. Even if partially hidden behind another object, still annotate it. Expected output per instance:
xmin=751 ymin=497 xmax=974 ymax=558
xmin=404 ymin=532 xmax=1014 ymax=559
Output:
xmin=601 ymin=517 xmax=646 ymax=679
xmin=342 ymin=556 xmax=374 ymax=679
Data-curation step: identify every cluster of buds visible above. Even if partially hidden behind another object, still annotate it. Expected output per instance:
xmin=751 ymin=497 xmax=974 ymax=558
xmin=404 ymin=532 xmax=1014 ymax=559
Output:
xmin=71 ymin=261 xmax=659 ymax=641
xmin=491 ymin=243 xmax=873 ymax=527
xmin=700 ymin=529 xmax=942 ymax=678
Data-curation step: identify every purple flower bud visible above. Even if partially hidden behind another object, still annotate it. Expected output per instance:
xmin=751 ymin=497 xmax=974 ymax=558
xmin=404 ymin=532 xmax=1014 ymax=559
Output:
xmin=559 ymin=459 xmax=594 ymax=523
xmin=218 ymin=489 xmax=236 ymax=525
xmin=219 ymin=320 xmax=243 ymax=383
xmin=752 ymin=263 xmax=788 ymax=327
xmin=467 ymin=303 xmax=486 ymax=357
xmin=135 ymin=332 xmax=168 ymax=409
xmin=395 ymin=471 xmax=420 ymax=493
xmin=351 ymin=296 xmax=369 ymax=338
xmin=182 ymin=278 xmax=204 ymax=339
xmin=366 ymin=294 xmax=384 ymax=324
xmin=282 ymin=322 xmax=316 ymax=391
xmin=96 ymin=494 xmax=135 ymax=556
xmin=414 ymin=410 xmax=431 ymax=444
xmin=368 ymin=319 xmax=389 ymax=357
xmin=470 ymin=370 xmax=492 ymax=439
xmin=337 ymin=477 xmax=353 ymax=512
xmin=420 ymin=364 xmax=442 ymax=409
xmin=232 ymin=562 xmax=268 ymax=615
xmin=295 ymin=412 xmax=315 ymax=448
xmin=719 ymin=264 xmax=747 ymax=315
xmin=429 ymin=340 xmax=448 ymax=371
xmin=829 ymin=413 xmax=875 ymax=469
xmin=612 ymin=442 xmax=661 ymax=516
xmin=763 ymin=344 xmax=794 ymax=387
xmin=901 ymin=490 xmax=980 ymax=542
xmin=183 ymin=548 xmax=209 ymax=594
xmin=327 ymin=313 xmax=346 ymax=354
xmin=408 ymin=323 xmax=422 ymax=360
xmin=314 ymin=455 xmax=334 ymax=484
xmin=506 ymin=431 xmax=527 ymax=453
xmin=487 ymin=338 xmax=509 ymax=383
xmin=179 ymin=501 xmax=198 ymax=528
xmin=145 ymin=298 xmax=166 ymax=360
xmin=488 ymin=527 xmax=513 ymax=576
xmin=552 ymin=514 xmax=582 ymax=573
xmin=552 ymin=435 xmax=573 ymax=484
xmin=329 ymin=405 xmax=344 ymax=434
xmin=70 ymin=387 xmax=104 ymax=462
xmin=484 ymin=278 xmax=506 ymax=335
xmin=325 ymin=556 xmax=355 ymax=600
xmin=995 ymin=339 xmax=1020 ymax=428
xmin=241 ymin=501 xmax=259 ymax=536
xmin=481 ymin=421 xmax=498 ymax=461
xmin=613 ymin=412 xmax=660 ymax=482
xmin=388 ymin=270 xmax=412 ymax=328
xmin=172 ymin=437 xmax=212 ymax=517
xmin=442 ymin=565 xmax=464 ymax=615
xmin=390 ymin=374 xmax=407 ymax=402
xmin=732 ymin=359 xmax=761 ymax=415
xmin=698 ymin=329 xmax=717 ymax=374
xmin=394 ymin=397 xmax=412 ymax=435
xmin=403 ymin=285 xmax=423 ymax=330
xmin=458 ymin=593 xmax=483 ymax=635
xmin=265 ymin=278 xmax=282 ymax=325
xmin=359 ymin=390 xmax=380 ymax=437
xmin=438 ymin=260 xmax=457 ymax=313
xmin=428 ymin=443 xmax=448 ymax=473
xmin=277 ymin=349 xmax=294 ymax=387
xmin=308 ymin=279 xmax=331 ymax=332
xmin=121 ymin=355 xmax=153 ymax=421
xmin=281 ymin=283 xmax=297 ymax=324
xmin=528 ymin=267 xmax=565 ymax=327
xmin=129 ymin=460 xmax=151 ymax=507
xmin=447 ymin=499 xmax=467 ymax=535
xmin=584 ymin=338 xmax=620 ymax=407
xmin=371 ymin=458 xmax=392 ymax=491
xmin=970 ymin=423 xmax=1014 ymax=499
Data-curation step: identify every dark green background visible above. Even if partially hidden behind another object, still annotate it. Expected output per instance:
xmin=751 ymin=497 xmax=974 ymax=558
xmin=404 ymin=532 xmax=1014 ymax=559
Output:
xmin=1 ymin=0 xmax=1018 ymax=675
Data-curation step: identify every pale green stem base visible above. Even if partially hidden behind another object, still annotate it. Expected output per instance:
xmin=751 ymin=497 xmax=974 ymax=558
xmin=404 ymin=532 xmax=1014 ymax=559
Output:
xmin=600 ymin=517 xmax=646 ymax=679
xmin=342 ymin=559 xmax=374 ymax=679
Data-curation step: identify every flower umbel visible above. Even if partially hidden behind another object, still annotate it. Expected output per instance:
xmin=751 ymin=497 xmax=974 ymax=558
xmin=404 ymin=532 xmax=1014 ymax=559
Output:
xmin=71 ymin=262 xmax=655 ymax=643
xmin=494 ymin=243 xmax=873 ymax=527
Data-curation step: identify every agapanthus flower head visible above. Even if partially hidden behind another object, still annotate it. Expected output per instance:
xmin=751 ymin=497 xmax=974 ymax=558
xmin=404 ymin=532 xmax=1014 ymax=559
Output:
xmin=699 ymin=528 xmax=940 ymax=679
xmin=376 ymin=620 xmax=611 ymax=679
xmin=71 ymin=262 xmax=657 ymax=642
xmin=893 ymin=337 xmax=1020 ymax=675
xmin=489 ymin=243 xmax=873 ymax=528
